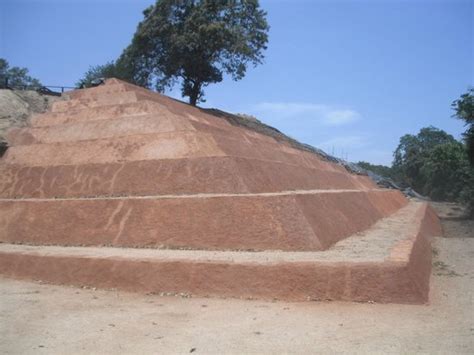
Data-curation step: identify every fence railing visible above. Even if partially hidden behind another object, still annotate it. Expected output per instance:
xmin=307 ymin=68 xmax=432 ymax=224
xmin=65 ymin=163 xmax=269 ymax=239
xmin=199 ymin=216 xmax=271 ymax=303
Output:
xmin=0 ymin=77 xmax=76 ymax=96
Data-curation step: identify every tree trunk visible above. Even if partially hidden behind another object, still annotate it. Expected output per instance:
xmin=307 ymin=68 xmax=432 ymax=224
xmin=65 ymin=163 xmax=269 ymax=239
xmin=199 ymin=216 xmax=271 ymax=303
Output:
xmin=188 ymin=82 xmax=201 ymax=106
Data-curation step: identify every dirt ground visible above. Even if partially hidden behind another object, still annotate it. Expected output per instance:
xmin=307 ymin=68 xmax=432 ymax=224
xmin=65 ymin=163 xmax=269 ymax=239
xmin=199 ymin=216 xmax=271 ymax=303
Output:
xmin=0 ymin=202 xmax=473 ymax=354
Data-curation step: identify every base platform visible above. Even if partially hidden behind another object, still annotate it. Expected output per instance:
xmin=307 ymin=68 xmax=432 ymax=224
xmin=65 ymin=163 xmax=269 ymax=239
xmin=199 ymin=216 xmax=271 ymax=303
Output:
xmin=0 ymin=201 xmax=441 ymax=304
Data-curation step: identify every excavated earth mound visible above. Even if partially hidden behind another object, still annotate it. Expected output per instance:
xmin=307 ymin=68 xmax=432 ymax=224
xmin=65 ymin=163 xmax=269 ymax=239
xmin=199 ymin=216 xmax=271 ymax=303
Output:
xmin=0 ymin=79 xmax=442 ymax=303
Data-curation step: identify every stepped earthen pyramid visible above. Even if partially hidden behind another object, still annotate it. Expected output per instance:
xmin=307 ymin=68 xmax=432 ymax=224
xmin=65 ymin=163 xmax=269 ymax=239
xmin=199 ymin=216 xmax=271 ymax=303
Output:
xmin=0 ymin=79 xmax=441 ymax=303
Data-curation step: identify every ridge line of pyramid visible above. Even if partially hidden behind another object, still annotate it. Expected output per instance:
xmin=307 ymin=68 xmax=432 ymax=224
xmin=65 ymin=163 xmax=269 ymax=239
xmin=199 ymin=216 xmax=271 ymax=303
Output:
xmin=29 ymin=100 xmax=166 ymax=127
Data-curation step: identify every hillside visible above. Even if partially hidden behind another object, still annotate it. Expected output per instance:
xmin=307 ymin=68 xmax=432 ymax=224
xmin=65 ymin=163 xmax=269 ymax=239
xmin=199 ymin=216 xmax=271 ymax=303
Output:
xmin=0 ymin=89 xmax=60 ymax=156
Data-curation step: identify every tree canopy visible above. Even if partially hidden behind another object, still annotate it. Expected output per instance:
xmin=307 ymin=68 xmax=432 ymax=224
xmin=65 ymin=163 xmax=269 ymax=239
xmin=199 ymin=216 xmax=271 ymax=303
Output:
xmin=420 ymin=141 xmax=471 ymax=201
xmin=452 ymin=88 xmax=474 ymax=165
xmin=386 ymin=126 xmax=472 ymax=210
xmin=75 ymin=61 xmax=135 ymax=88
xmin=0 ymin=58 xmax=41 ymax=88
xmin=79 ymin=0 xmax=269 ymax=105
xmin=392 ymin=126 xmax=457 ymax=190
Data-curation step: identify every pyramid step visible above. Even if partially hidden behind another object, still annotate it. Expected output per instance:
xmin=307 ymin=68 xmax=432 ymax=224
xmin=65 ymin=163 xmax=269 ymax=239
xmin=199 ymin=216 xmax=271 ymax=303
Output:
xmin=2 ymin=131 xmax=224 ymax=167
xmin=188 ymin=119 xmax=350 ymax=172
xmin=0 ymin=157 xmax=375 ymax=199
xmin=8 ymin=111 xmax=281 ymax=147
xmin=7 ymin=113 xmax=195 ymax=146
xmin=0 ymin=189 xmax=407 ymax=251
xmin=201 ymin=128 xmax=350 ymax=172
xmin=15 ymin=114 xmax=344 ymax=176
xmin=51 ymin=91 xmax=147 ymax=113
xmin=65 ymin=80 xmax=164 ymax=102
xmin=31 ymin=100 xmax=168 ymax=127
xmin=76 ymin=87 xmax=172 ymax=109
xmin=67 ymin=83 xmax=129 ymax=100
xmin=1 ymin=123 xmax=343 ymax=171
xmin=0 ymin=201 xmax=441 ymax=303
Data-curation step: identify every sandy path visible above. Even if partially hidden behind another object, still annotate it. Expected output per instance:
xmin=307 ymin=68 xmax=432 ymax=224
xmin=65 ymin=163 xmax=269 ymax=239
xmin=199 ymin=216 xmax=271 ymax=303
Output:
xmin=0 ymin=188 xmax=386 ymax=202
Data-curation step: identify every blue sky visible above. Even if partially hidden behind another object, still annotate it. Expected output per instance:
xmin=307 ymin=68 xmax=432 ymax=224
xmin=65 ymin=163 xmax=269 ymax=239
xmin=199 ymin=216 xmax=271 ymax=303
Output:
xmin=1 ymin=0 xmax=472 ymax=165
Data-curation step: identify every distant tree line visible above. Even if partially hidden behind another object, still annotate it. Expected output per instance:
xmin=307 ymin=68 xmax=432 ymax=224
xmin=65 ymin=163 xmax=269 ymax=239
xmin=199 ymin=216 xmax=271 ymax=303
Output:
xmin=0 ymin=58 xmax=42 ymax=88
xmin=359 ymin=89 xmax=474 ymax=216
xmin=76 ymin=0 xmax=269 ymax=106
xmin=356 ymin=161 xmax=395 ymax=180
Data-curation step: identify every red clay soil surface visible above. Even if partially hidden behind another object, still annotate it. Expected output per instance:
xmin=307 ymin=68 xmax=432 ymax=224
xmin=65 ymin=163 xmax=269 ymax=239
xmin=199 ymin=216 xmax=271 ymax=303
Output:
xmin=0 ymin=201 xmax=428 ymax=262
xmin=0 ymin=189 xmax=407 ymax=251
xmin=0 ymin=200 xmax=438 ymax=304
xmin=0 ymin=206 xmax=472 ymax=354
xmin=1 ymin=79 xmax=411 ymax=255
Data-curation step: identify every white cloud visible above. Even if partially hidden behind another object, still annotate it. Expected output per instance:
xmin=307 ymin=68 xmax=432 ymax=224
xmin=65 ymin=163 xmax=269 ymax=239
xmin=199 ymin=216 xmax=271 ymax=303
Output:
xmin=253 ymin=102 xmax=360 ymax=126
xmin=324 ymin=109 xmax=360 ymax=126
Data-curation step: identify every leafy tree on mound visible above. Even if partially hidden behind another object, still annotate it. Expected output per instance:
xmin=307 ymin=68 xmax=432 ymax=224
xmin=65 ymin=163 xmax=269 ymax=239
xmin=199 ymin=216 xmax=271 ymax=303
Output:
xmin=75 ymin=61 xmax=135 ymax=88
xmin=117 ymin=0 xmax=269 ymax=105
xmin=0 ymin=58 xmax=41 ymax=88
xmin=75 ymin=62 xmax=116 ymax=88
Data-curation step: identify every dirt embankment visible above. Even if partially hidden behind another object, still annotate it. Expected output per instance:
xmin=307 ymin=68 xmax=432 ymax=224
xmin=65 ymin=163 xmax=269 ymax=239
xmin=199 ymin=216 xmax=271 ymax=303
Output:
xmin=0 ymin=90 xmax=60 ymax=156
